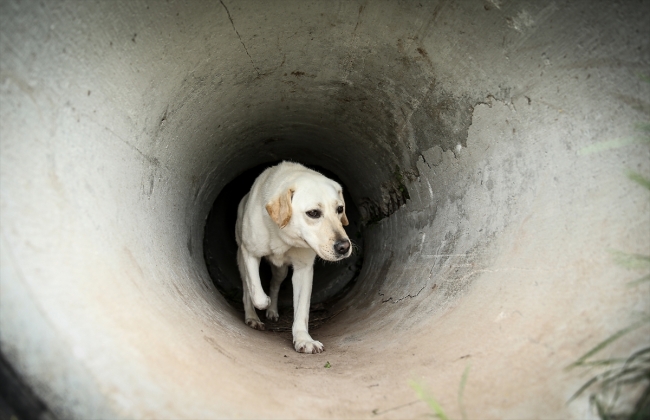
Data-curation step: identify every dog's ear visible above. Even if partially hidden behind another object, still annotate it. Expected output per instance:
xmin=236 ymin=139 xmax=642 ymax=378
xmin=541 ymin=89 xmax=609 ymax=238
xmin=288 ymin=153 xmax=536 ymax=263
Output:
xmin=266 ymin=188 xmax=294 ymax=228
xmin=341 ymin=211 xmax=349 ymax=226
xmin=339 ymin=190 xmax=349 ymax=226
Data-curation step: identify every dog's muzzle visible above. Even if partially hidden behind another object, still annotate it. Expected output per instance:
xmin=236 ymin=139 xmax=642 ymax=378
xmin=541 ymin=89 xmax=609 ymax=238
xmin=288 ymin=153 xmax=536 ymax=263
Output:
xmin=334 ymin=239 xmax=351 ymax=257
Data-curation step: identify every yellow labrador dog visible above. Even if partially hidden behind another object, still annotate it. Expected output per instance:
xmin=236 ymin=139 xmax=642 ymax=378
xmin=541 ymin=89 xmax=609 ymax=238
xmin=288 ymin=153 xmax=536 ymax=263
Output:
xmin=235 ymin=161 xmax=352 ymax=353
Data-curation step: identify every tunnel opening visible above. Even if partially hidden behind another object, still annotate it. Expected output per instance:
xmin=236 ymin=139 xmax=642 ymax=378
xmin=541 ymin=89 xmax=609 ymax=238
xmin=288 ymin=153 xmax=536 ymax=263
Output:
xmin=203 ymin=158 xmax=366 ymax=332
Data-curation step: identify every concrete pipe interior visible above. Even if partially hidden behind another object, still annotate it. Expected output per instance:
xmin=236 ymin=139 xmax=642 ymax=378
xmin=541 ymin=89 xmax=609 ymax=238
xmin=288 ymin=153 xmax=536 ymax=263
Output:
xmin=1 ymin=1 xmax=649 ymax=419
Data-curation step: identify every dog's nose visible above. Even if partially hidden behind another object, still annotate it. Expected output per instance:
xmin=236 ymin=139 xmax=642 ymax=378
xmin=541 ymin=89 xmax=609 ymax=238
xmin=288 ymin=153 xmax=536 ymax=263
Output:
xmin=334 ymin=239 xmax=351 ymax=256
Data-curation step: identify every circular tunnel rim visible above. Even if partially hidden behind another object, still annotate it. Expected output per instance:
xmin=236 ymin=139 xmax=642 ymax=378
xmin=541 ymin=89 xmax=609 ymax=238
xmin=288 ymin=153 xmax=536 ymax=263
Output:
xmin=1 ymin=1 xmax=648 ymax=418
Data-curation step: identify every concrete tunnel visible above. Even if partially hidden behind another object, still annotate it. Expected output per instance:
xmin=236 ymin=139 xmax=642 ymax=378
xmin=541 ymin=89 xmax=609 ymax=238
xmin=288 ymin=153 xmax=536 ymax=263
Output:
xmin=1 ymin=1 xmax=649 ymax=418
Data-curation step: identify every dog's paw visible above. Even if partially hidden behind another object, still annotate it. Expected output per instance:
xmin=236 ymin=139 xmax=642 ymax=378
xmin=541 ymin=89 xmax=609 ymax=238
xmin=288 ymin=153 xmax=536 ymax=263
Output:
xmin=294 ymin=339 xmax=324 ymax=354
xmin=266 ymin=308 xmax=279 ymax=322
xmin=245 ymin=318 xmax=265 ymax=331
xmin=252 ymin=294 xmax=271 ymax=310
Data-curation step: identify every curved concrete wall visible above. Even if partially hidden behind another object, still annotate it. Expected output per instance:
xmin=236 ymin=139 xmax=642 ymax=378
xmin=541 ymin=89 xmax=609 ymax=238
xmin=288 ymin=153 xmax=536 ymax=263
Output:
xmin=1 ymin=1 xmax=648 ymax=418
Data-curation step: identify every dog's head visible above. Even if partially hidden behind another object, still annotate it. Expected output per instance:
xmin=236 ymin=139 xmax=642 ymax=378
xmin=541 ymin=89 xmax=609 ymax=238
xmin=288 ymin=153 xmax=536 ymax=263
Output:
xmin=265 ymin=174 xmax=352 ymax=262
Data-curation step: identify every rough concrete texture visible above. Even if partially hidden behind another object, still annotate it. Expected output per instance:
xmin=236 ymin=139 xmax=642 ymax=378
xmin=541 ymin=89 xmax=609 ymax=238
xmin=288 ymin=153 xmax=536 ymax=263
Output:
xmin=1 ymin=0 xmax=649 ymax=418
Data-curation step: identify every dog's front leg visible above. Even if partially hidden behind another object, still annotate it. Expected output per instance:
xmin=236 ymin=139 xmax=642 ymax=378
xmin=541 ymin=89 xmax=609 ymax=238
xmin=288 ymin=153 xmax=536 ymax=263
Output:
xmin=291 ymin=264 xmax=323 ymax=354
xmin=242 ymin=282 xmax=265 ymax=330
xmin=239 ymin=245 xmax=270 ymax=310
xmin=237 ymin=246 xmax=266 ymax=330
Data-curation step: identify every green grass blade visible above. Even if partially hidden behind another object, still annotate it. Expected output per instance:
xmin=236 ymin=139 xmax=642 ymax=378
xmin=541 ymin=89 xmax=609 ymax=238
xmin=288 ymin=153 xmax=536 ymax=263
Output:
xmin=577 ymin=358 xmax=630 ymax=367
xmin=409 ymin=380 xmax=450 ymax=420
xmin=578 ymin=138 xmax=637 ymax=155
xmin=566 ymin=317 xmax=650 ymax=370
xmin=591 ymin=393 xmax=616 ymax=420
xmin=624 ymin=347 xmax=650 ymax=364
xmin=610 ymin=250 xmax=650 ymax=270
xmin=601 ymin=367 xmax=650 ymax=388
xmin=629 ymin=274 xmax=650 ymax=287
xmin=631 ymin=383 xmax=650 ymax=420
xmin=626 ymin=170 xmax=650 ymax=190
xmin=568 ymin=376 xmax=600 ymax=404
xmin=636 ymin=122 xmax=650 ymax=134
xmin=613 ymin=373 xmax=650 ymax=387
xmin=458 ymin=365 xmax=470 ymax=420
xmin=568 ymin=347 xmax=650 ymax=406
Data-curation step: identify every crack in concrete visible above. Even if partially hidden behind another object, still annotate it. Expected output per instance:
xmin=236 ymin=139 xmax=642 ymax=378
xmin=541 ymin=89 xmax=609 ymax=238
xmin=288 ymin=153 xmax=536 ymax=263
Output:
xmin=352 ymin=4 xmax=364 ymax=33
xmin=220 ymin=0 xmax=260 ymax=77
xmin=372 ymin=399 xmax=420 ymax=416
xmin=78 ymin=111 xmax=162 ymax=168
xmin=341 ymin=3 xmax=366 ymax=82
xmin=379 ymin=285 xmax=426 ymax=304
xmin=397 ymin=78 xmax=437 ymax=146
xmin=505 ymin=2 xmax=559 ymax=55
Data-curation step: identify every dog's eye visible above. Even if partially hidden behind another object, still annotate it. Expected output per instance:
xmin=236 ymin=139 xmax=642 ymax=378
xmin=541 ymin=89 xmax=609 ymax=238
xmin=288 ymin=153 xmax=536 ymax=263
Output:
xmin=336 ymin=206 xmax=344 ymax=214
xmin=306 ymin=210 xmax=321 ymax=219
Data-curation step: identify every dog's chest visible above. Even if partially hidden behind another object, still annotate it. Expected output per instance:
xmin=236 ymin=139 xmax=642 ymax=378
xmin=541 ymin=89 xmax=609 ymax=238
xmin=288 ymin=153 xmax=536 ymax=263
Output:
xmin=265 ymin=252 xmax=290 ymax=267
